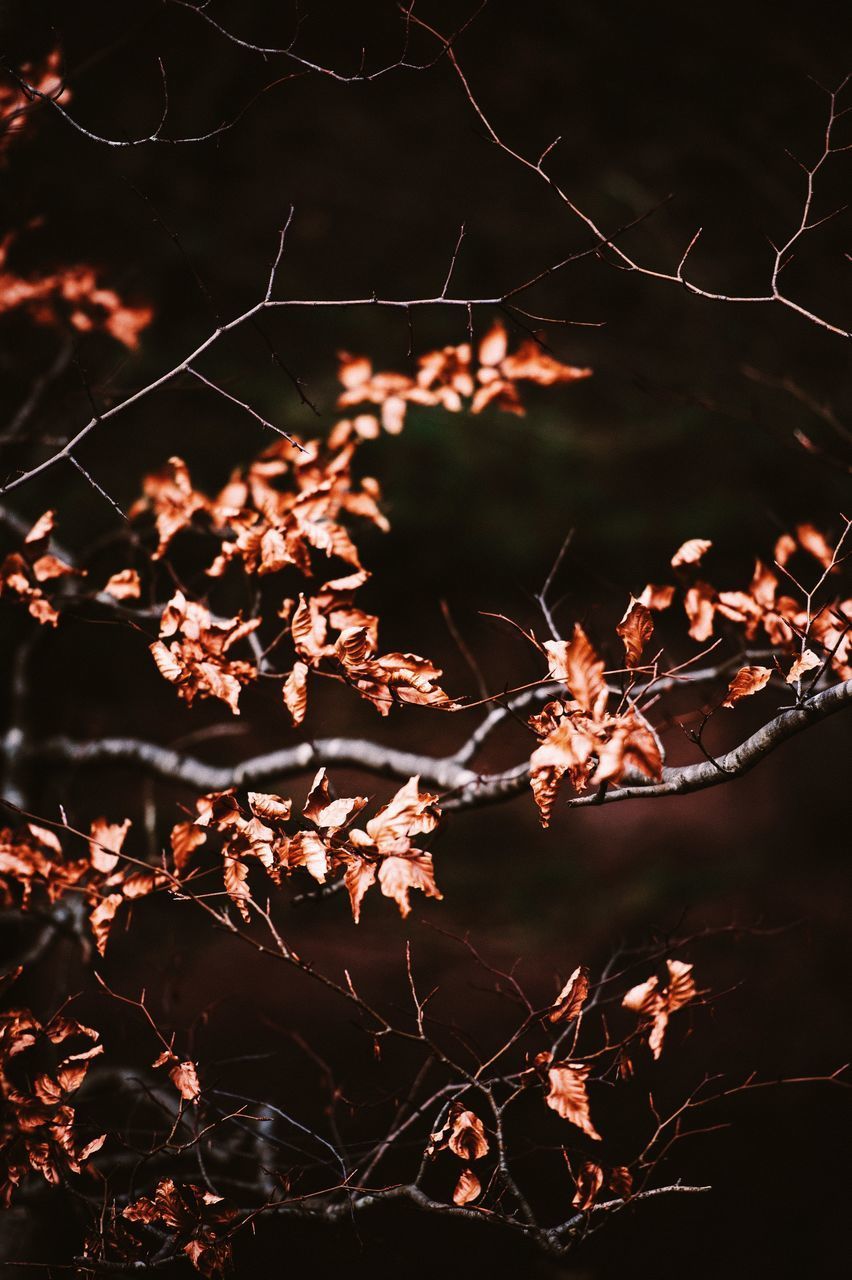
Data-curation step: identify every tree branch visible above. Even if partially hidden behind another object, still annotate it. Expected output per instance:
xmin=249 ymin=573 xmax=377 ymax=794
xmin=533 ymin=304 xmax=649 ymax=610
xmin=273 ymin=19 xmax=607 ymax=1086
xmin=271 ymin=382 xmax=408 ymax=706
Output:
xmin=16 ymin=679 xmax=851 ymax=813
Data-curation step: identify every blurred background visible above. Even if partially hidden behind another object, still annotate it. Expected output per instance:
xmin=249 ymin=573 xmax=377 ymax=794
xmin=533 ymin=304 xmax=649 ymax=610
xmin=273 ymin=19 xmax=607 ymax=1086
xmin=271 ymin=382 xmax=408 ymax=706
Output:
xmin=1 ymin=1 xmax=851 ymax=1274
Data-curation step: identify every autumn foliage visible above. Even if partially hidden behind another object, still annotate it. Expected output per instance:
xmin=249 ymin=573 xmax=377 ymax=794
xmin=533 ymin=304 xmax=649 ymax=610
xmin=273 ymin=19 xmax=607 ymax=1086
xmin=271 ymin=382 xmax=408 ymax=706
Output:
xmin=0 ymin=10 xmax=850 ymax=1278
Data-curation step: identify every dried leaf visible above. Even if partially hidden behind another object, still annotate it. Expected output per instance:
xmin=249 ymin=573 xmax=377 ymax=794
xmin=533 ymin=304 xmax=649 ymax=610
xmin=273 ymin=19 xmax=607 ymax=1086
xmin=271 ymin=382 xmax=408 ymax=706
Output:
xmin=453 ymin=1168 xmax=481 ymax=1206
xmin=169 ymin=1060 xmax=201 ymax=1103
xmin=671 ymin=538 xmax=712 ymax=568
xmin=795 ymin=523 xmax=834 ymax=569
xmin=282 ymin=661 xmax=309 ymax=726
xmin=544 ymin=1062 xmax=601 ymax=1139
xmin=549 ymin=964 xmax=590 ymax=1024
xmin=343 ymin=857 xmax=377 ymax=924
xmin=24 ymin=510 xmax=55 ymax=544
xmin=448 ymin=1110 xmax=489 ymax=1161
xmin=616 ymin=598 xmax=654 ymax=668
xmin=88 ymin=818 xmax=130 ymax=874
xmin=786 ymin=649 xmax=821 ymax=683
xmin=247 ymin=793 xmax=292 ymax=823
xmin=103 ymin=568 xmax=141 ymax=600
xmin=637 ymin=583 xmax=675 ymax=611
xmin=684 ymin=581 xmax=717 ymax=641
xmin=622 ymin=959 xmax=696 ymax=1058
xmin=722 ymin=665 xmax=772 ymax=708
xmin=572 ymin=1160 xmax=604 ymax=1210
xmin=544 ymin=625 xmax=607 ymax=716
xmin=608 ymin=1166 xmax=633 ymax=1198
xmin=377 ymin=853 xmax=441 ymax=918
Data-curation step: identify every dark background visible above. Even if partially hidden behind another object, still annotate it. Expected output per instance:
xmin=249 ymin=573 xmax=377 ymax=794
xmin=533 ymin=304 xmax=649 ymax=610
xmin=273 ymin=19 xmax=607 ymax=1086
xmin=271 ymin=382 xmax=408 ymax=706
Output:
xmin=1 ymin=1 xmax=851 ymax=1275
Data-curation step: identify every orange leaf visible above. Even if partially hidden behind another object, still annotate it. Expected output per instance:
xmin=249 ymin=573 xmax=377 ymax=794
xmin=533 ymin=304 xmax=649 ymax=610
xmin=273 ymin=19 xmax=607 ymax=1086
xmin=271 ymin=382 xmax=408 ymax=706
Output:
xmin=572 ymin=1160 xmax=604 ymax=1210
xmin=671 ymin=538 xmax=712 ymax=568
xmin=722 ymin=665 xmax=772 ymax=708
xmin=548 ymin=964 xmax=590 ymax=1024
xmin=616 ymin=598 xmax=654 ymax=668
xmin=544 ymin=1062 xmax=601 ymax=1139
xmin=448 ymin=1110 xmax=489 ymax=1161
xmin=453 ymin=1168 xmax=481 ymax=1206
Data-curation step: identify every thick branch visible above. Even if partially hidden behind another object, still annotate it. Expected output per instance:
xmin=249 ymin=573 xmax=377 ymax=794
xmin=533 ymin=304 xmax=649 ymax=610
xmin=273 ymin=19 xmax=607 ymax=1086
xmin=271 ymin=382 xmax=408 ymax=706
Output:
xmin=15 ymin=679 xmax=851 ymax=813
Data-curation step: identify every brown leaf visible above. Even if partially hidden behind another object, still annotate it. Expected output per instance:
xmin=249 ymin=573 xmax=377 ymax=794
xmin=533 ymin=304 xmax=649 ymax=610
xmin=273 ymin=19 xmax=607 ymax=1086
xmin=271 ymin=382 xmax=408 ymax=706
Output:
xmin=170 ymin=822 xmax=208 ymax=875
xmin=103 ymin=568 xmax=141 ymax=600
xmin=31 ymin=554 xmax=78 ymax=582
xmin=377 ymin=852 xmax=442 ymax=918
xmin=590 ymin=710 xmax=663 ymax=788
xmin=544 ymin=1062 xmax=601 ymax=1139
xmin=684 ymin=581 xmax=717 ymax=641
xmin=721 ymin=665 xmax=772 ymax=708
xmin=169 ymin=1060 xmax=201 ymax=1103
xmin=637 ymin=583 xmax=675 ymax=611
xmin=548 ymin=964 xmax=590 ymax=1024
xmin=88 ymin=818 xmax=130 ymax=874
xmin=572 ymin=1160 xmax=604 ymax=1210
xmin=247 ymin=793 xmax=292 ymax=823
xmin=453 ymin=1168 xmax=481 ymax=1206
xmin=616 ymin=598 xmax=654 ymax=668
xmin=786 ymin=649 xmax=821 ymax=683
xmin=448 ymin=1109 xmax=489 ymax=1161
xmin=608 ymin=1165 xmax=633 ymax=1198
xmin=622 ymin=959 xmax=696 ymax=1058
xmin=24 ymin=510 xmax=55 ymax=544
xmin=478 ymin=321 xmax=509 ymax=367
xmin=223 ymin=858 xmax=250 ymax=921
xmin=795 ymin=523 xmax=834 ymax=569
xmin=671 ymin=538 xmax=712 ymax=568
xmin=364 ymin=776 xmax=440 ymax=852
xmin=287 ymin=830 xmax=329 ymax=883
xmin=89 ymin=894 xmax=123 ymax=956
xmin=544 ymin=625 xmax=607 ymax=717
xmin=343 ymin=856 xmax=377 ymax=924
xmin=282 ymin=661 xmax=309 ymax=725
xmin=774 ymin=532 xmax=798 ymax=566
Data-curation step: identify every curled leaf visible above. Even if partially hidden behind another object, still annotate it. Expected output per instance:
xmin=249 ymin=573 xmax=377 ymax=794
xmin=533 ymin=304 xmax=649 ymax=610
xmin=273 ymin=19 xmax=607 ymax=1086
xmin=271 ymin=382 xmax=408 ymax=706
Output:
xmin=722 ymin=665 xmax=772 ymax=708
xmin=548 ymin=964 xmax=590 ymax=1024
xmin=671 ymin=538 xmax=712 ymax=568
xmin=572 ymin=1160 xmax=604 ymax=1210
xmin=616 ymin=598 xmax=654 ymax=668
xmin=453 ymin=1168 xmax=481 ymax=1206
xmin=786 ymin=649 xmax=821 ymax=683
xmin=448 ymin=1109 xmax=489 ymax=1161
xmin=544 ymin=1062 xmax=601 ymax=1140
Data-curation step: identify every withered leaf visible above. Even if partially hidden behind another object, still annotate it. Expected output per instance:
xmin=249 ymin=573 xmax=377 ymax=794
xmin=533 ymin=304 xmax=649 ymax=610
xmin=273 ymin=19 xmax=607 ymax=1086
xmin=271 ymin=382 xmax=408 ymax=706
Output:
xmin=671 ymin=538 xmax=712 ymax=568
xmin=622 ymin=958 xmax=696 ymax=1058
xmin=447 ymin=1109 xmax=489 ymax=1161
xmin=721 ymin=665 xmax=772 ymax=708
xmin=796 ymin=522 xmax=834 ymax=569
xmin=88 ymin=817 xmax=131 ymax=875
xmin=608 ymin=1165 xmax=633 ymax=1198
xmin=247 ymin=793 xmax=292 ymax=823
xmin=544 ymin=1062 xmax=601 ymax=1140
xmin=103 ymin=568 xmax=141 ymax=600
xmin=169 ymin=1060 xmax=201 ymax=1103
xmin=548 ymin=964 xmax=590 ymax=1024
xmin=544 ymin=626 xmax=608 ymax=716
xmin=282 ymin=661 xmax=309 ymax=726
xmin=24 ymin=510 xmax=55 ymax=544
xmin=572 ymin=1160 xmax=604 ymax=1210
xmin=786 ymin=649 xmax=821 ymax=683
xmin=616 ymin=598 xmax=654 ymax=668
xmin=343 ymin=856 xmax=377 ymax=925
xmin=377 ymin=852 xmax=442 ymax=918
xmin=684 ymin=581 xmax=717 ymax=642
xmin=637 ymin=583 xmax=675 ymax=611
xmin=453 ymin=1168 xmax=482 ymax=1206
